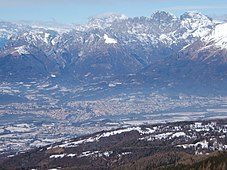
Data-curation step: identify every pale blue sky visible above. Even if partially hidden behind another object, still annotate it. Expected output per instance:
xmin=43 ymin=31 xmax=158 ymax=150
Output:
xmin=0 ymin=0 xmax=227 ymax=24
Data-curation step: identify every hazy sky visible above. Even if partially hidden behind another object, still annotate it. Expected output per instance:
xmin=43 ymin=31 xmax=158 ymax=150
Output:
xmin=0 ymin=0 xmax=227 ymax=24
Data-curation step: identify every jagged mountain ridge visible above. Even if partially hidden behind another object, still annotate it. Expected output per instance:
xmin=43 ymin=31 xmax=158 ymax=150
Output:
xmin=0 ymin=11 xmax=225 ymax=84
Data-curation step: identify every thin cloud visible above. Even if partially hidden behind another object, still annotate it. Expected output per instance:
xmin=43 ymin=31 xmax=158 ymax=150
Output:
xmin=165 ymin=5 xmax=227 ymax=10
xmin=0 ymin=0 xmax=168 ymax=7
xmin=0 ymin=0 xmax=115 ymax=7
xmin=0 ymin=0 xmax=78 ymax=7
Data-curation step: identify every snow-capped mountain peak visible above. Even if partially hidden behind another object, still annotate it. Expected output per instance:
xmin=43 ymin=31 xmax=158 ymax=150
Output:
xmin=180 ymin=11 xmax=215 ymax=38
xmin=204 ymin=23 xmax=227 ymax=49
xmin=180 ymin=11 xmax=214 ymax=29
xmin=181 ymin=11 xmax=209 ymax=20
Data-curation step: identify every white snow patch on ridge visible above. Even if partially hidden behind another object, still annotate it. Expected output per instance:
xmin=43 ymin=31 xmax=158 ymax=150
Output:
xmin=78 ymin=150 xmax=113 ymax=158
xmin=172 ymin=132 xmax=186 ymax=138
xmin=177 ymin=140 xmax=209 ymax=149
xmin=50 ymin=154 xmax=66 ymax=159
xmin=49 ymin=153 xmax=77 ymax=159
xmin=67 ymin=154 xmax=77 ymax=157
xmin=104 ymin=34 xmax=117 ymax=44
xmin=44 ymin=33 xmax=50 ymax=44
xmin=52 ymin=126 xmax=157 ymax=148
xmin=96 ymin=127 xmax=156 ymax=138
xmin=155 ymin=132 xmax=173 ymax=140
xmin=14 ymin=45 xmax=30 ymax=55
xmin=51 ymin=74 xmax=57 ymax=78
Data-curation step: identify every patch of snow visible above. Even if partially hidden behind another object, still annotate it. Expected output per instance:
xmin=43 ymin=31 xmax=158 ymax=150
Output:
xmin=172 ymin=132 xmax=186 ymax=138
xmin=195 ymin=140 xmax=209 ymax=149
xmin=44 ymin=33 xmax=50 ymax=44
xmin=14 ymin=45 xmax=30 ymax=55
xmin=46 ymin=85 xmax=59 ymax=90
xmin=50 ymin=154 xmax=66 ymax=159
xmin=51 ymin=74 xmax=56 ymax=78
xmin=78 ymin=151 xmax=100 ymax=158
xmin=121 ymin=152 xmax=131 ymax=156
xmin=84 ymin=72 xmax=91 ymax=77
xmin=77 ymin=150 xmax=113 ymax=158
xmin=51 ymin=37 xmax=59 ymax=45
xmin=177 ymin=140 xmax=209 ymax=149
xmin=102 ymin=151 xmax=113 ymax=157
xmin=195 ymin=151 xmax=204 ymax=155
xmin=189 ymin=122 xmax=211 ymax=132
xmin=104 ymin=34 xmax=117 ymax=44
xmin=78 ymin=51 xmax=84 ymax=57
xmin=67 ymin=154 xmax=77 ymax=157
xmin=108 ymin=82 xmax=122 ymax=88
xmin=194 ymin=122 xmax=202 ymax=128
xmin=139 ymin=127 xmax=156 ymax=134
xmin=108 ymin=83 xmax=116 ymax=87
xmin=55 ymin=137 xmax=96 ymax=148
xmin=219 ymin=135 xmax=225 ymax=138
xmin=155 ymin=132 xmax=173 ymax=140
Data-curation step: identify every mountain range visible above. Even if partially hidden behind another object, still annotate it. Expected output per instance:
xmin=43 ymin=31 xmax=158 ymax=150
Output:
xmin=0 ymin=11 xmax=227 ymax=169
xmin=0 ymin=11 xmax=226 ymax=91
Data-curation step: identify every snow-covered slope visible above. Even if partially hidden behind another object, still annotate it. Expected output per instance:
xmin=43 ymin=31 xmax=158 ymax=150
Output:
xmin=1 ymin=120 xmax=226 ymax=169
xmin=205 ymin=23 xmax=227 ymax=49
